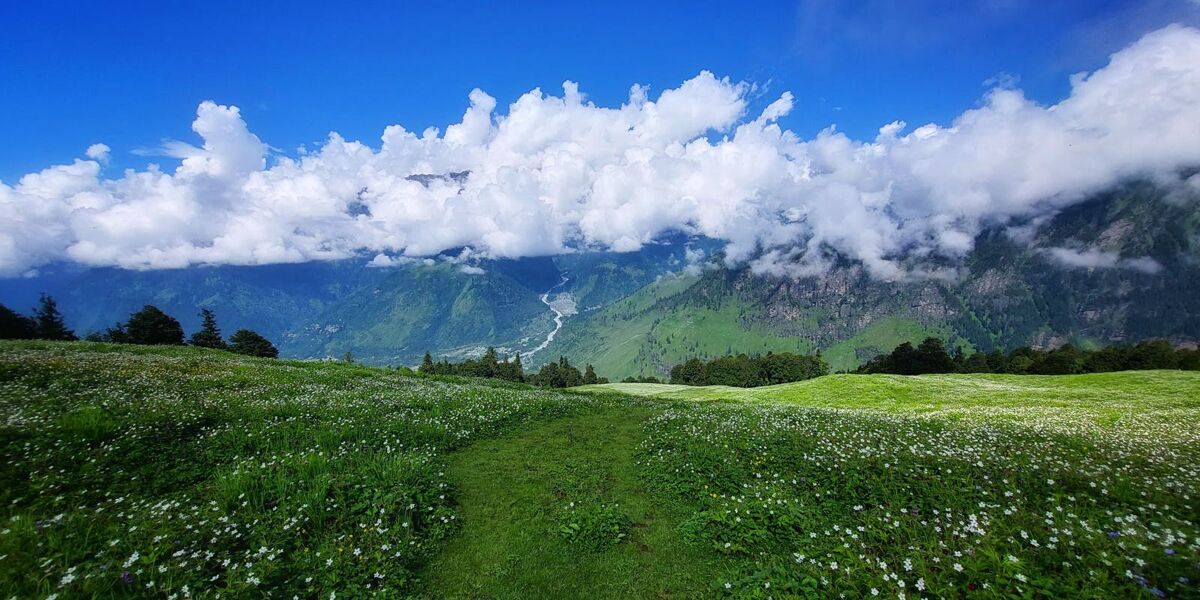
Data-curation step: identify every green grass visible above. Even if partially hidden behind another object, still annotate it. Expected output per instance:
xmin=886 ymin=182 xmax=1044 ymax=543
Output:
xmin=608 ymin=372 xmax=1200 ymax=598
xmin=0 ymin=341 xmax=628 ymax=597
xmin=820 ymin=316 xmax=968 ymax=372
xmin=544 ymin=275 xmax=817 ymax=380
xmin=423 ymin=408 xmax=722 ymax=598
xmin=582 ymin=369 xmax=1200 ymax=407
xmin=546 ymin=275 xmax=972 ymax=378
xmin=4 ymin=342 xmax=1200 ymax=598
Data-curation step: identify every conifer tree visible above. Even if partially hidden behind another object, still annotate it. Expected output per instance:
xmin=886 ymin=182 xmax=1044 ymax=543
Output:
xmin=481 ymin=346 xmax=499 ymax=377
xmin=189 ymin=309 xmax=227 ymax=349
xmin=0 ymin=303 xmax=36 ymax=340
xmin=33 ymin=295 xmax=76 ymax=341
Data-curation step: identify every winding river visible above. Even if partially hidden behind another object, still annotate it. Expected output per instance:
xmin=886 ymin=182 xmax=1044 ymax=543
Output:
xmin=525 ymin=273 xmax=570 ymax=358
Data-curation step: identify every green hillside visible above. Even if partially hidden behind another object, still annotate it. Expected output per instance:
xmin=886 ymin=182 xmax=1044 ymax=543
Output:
xmin=3 ymin=342 xmax=1199 ymax=598
xmin=282 ymin=262 xmax=553 ymax=364
xmin=579 ymin=369 xmax=1200 ymax=415
xmin=540 ymin=182 xmax=1200 ymax=380
xmin=541 ymin=271 xmax=968 ymax=379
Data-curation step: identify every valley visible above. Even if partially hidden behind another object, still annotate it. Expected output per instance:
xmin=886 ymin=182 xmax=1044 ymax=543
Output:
xmin=525 ymin=273 xmax=572 ymax=359
xmin=2 ymin=181 xmax=1199 ymax=381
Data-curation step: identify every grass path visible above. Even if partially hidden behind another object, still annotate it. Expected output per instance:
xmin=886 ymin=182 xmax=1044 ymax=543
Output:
xmin=420 ymin=406 xmax=719 ymax=599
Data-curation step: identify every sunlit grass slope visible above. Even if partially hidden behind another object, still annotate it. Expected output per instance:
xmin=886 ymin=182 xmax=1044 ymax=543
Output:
xmin=5 ymin=342 xmax=1199 ymax=598
xmin=579 ymin=370 xmax=1200 ymax=420
xmin=0 ymin=341 xmax=634 ymax=598
xmin=595 ymin=371 xmax=1200 ymax=597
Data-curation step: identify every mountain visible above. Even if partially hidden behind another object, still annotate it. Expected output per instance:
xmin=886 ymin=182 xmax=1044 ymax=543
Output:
xmin=0 ymin=261 xmax=390 ymax=346
xmin=278 ymin=241 xmax=712 ymax=364
xmin=281 ymin=261 xmax=552 ymax=365
xmin=2 ymin=181 xmax=1197 ymax=377
xmin=0 ymin=238 xmax=707 ymax=366
xmin=540 ymin=180 xmax=1200 ymax=377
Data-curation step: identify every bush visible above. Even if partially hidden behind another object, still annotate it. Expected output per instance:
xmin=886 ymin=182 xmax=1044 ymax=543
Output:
xmin=858 ymin=337 xmax=1200 ymax=375
xmin=125 ymin=305 xmax=185 ymax=345
xmin=228 ymin=329 xmax=279 ymax=358
xmin=669 ymin=352 xmax=828 ymax=388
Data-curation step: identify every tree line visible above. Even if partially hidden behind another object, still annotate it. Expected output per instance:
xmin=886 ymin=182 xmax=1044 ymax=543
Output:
xmin=857 ymin=337 xmax=1200 ymax=375
xmin=0 ymin=296 xmax=278 ymax=358
xmin=668 ymin=351 xmax=830 ymax=387
xmin=419 ymin=348 xmax=608 ymax=388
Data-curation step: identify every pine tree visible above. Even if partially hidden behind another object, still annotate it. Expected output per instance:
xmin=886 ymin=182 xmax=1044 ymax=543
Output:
xmin=33 ymin=295 xmax=76 ymax=341
xmin=100 ymin=322 xmax=129 ymax=343
xmin=583 ymin=364 xmax=599 ymax=385
xmin=481 ymin=346 xmax=499 ymax=377
xmin=189 ymin=309 xmax=227 ymax=349
xmin=0 ymin=303 xmax=36 ymax=340
xmin=420 ymin=351 xmax=435 ymax=373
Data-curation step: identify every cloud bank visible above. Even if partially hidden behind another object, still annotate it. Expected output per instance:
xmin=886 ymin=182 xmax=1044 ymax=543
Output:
xmin=3 ymin=25 xmax=1200 ymax=279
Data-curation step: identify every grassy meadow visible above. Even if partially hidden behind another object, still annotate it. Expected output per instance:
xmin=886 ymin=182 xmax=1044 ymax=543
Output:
xmin=2 ymin=342 xmax=1199 ymax=598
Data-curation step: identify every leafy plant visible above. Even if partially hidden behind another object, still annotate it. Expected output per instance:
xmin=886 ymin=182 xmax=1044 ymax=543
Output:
xmin=556 ymin=502 xmax=631 ymax=551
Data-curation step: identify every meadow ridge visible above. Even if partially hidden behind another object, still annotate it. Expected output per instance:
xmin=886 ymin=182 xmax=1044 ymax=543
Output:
xmin=2 ymin=342 xmax=1199 ymax=598
xmin=578 ymin=371 xmax=1200 ymax=417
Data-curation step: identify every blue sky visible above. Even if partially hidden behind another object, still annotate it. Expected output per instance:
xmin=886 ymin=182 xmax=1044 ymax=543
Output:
xmin=2 ymin=0 xmax=1195 ymax=181
xmin=3 ymin=0 xmax=1200 ymax=279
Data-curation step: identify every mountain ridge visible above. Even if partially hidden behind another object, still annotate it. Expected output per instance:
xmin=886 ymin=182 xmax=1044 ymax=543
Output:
xmin=2 ymin=180 xmax=1196 ymax=377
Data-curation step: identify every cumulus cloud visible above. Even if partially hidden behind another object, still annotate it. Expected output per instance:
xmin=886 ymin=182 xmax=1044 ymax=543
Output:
xmin=85 ymin=143 xmax=110 ymax=161
xmin=3 ymin=26 xmax=1200 ymax=278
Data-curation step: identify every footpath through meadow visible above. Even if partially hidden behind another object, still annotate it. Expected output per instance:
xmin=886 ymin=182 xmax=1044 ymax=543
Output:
xmin=420 ymin=406 xmax=717 ymax=598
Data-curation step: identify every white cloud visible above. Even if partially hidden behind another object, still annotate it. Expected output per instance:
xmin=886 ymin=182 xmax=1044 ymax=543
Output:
xmin=3 ymin=26 xmax=1200 ymax=278
xmin=1044 ymin=247 xmax=1164 ymax=273
xmin=366 ymin=253 xmax=434 ymax=268
xmin=1123 ymin=256 xmax=1165 ymax=274
xmin=85 ymin=143 xmax=110 ymax=161
xmin=1045 ymin=248 xmax=1121 ymax=269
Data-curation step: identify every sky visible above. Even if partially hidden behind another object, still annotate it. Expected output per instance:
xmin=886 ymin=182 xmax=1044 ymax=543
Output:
xmin=2 ymin=0 xmax=1200 ymax=279
xmin=4 ymin=0 xmax=1195 ymax=180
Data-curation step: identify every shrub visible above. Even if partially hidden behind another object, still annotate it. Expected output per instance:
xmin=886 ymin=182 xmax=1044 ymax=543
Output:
xmin=125 ymin=305 xmax=185 ymax=345
xmin=228 ymin=329 xmax=279 ymax=358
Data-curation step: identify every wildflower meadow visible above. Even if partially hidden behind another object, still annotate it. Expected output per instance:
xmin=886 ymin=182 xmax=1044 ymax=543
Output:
xmin=2 ymin=342 xmax=1198 ymax=598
